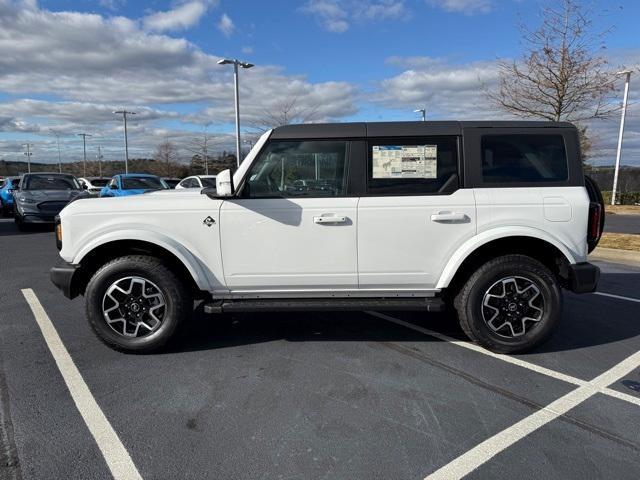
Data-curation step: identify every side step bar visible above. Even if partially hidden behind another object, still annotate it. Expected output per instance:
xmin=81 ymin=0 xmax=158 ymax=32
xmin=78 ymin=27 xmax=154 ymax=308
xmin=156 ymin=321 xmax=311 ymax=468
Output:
xmin=203 ymin=297 xmax=446 ymax=314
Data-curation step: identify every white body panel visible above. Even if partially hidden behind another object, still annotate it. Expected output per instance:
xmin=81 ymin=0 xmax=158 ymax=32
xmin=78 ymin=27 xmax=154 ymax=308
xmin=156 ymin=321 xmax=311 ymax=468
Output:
xmin=219 ymin=198 xmax=358 ymax=291
xmin=358 ymin=189 xmax=477 ymax=289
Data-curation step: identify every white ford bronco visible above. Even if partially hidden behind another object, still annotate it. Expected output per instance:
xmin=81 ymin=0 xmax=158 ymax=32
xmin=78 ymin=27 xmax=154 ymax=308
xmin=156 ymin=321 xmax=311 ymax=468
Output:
xmin=51 ymin=121 xmax=604 ymax=354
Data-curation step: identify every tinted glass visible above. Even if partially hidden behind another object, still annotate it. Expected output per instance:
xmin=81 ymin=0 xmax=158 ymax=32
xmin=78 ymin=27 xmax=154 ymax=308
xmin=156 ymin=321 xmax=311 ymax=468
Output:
xmin=201 ymin=177 xmax=217 ymax=188
xmin=367 ymin=137 xmax=458 ymax=195
xmin=481 ymin=135 xmax=568 ymax=183
xmin=91 ymin=179 xmax=109 ymax=187
xmin=23 ymin=175 xmax=80 ymax=190
xmin=244 ymin=140 xmax=348 ymax=198
xmin=121 ymin=177 xmax=165 ymax=190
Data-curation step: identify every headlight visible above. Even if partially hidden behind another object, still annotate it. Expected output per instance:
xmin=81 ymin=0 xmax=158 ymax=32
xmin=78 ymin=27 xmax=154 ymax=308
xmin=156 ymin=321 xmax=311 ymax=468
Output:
xmin=18 ymin=197 xmax=37 ymax=204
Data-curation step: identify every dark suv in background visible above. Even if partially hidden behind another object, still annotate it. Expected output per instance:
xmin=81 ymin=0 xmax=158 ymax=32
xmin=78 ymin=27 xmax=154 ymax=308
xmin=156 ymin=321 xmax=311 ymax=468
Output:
xmin=14 ymin=173 xmax=83 ymax=230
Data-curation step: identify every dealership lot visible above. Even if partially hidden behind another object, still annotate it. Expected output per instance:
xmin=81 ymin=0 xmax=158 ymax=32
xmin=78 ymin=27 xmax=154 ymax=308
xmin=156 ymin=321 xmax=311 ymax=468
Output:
xmin=1 ymin=217 xmax=639 ymax=480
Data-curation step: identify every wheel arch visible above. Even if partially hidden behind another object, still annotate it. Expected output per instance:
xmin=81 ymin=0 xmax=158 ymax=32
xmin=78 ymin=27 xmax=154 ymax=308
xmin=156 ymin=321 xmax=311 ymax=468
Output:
xmin=438 ymin=231 xmax=576 ymax=293
xmin=70 ymin=238 xmax=208 ymax=298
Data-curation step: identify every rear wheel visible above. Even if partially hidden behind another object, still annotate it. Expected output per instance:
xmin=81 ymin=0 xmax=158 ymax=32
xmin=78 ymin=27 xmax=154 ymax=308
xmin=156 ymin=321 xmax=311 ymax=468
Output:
xmin=85 ymin=255 xmax=192 ymax=353
xmin=454 ymin=254 xmax=562 ymax=353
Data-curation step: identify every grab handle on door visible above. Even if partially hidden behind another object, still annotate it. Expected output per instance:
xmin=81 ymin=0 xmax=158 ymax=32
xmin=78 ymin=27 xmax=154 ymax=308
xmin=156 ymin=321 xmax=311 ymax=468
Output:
xmin=314 ymin=214 xmax=347 ymax=224
xmin=431 ymin=212 xmax=468 ymax=223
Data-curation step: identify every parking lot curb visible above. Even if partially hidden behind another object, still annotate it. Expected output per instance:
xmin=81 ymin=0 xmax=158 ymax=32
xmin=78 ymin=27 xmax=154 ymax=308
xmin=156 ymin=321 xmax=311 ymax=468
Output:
xmin=589 ymin=247 xmax=640 ymax=267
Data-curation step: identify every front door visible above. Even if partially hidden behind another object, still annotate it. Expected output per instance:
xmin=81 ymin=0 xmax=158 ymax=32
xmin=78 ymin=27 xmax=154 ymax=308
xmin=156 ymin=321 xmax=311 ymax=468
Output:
xmin=220 ymin=139 xmax=358 ymax=293
xmin=357 ymin=136 xmax=477 ymax=290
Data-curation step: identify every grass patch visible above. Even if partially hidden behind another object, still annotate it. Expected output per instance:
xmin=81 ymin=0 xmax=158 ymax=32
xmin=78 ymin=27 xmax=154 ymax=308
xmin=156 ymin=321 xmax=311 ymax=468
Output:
xmin=598 ymin=233 xmax=640 ymax=251
xmin=606 ymin=205 xmax=640 ymax=215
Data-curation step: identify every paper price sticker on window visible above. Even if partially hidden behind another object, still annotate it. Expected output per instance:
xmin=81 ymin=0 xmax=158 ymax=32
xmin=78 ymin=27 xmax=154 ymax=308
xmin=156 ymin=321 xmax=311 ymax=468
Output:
xmin=372 ymin=145 xmax=437 ymax=179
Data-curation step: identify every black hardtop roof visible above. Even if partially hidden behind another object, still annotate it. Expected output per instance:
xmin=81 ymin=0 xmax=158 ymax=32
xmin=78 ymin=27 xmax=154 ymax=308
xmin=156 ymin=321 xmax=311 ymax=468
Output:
xmin=270 ymin=120 xmax=576 ymax=139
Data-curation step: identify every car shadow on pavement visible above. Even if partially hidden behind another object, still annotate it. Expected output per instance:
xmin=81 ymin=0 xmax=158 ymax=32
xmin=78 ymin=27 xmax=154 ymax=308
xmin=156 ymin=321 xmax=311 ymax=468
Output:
xmin=167 ymin=307 xmax=461 ymax=354
xmin=0 ymin=219 xmax=53 ymax=236
xmin=167 ymin=272 xmax=640 ymax=355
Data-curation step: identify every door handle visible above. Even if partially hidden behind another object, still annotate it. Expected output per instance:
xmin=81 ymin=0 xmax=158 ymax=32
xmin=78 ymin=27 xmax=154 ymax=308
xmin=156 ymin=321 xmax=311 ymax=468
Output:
xmin=431 ymin=212 xmax=469 ymax=223
xmin=314 ymin=214 xmax=348 ymax=224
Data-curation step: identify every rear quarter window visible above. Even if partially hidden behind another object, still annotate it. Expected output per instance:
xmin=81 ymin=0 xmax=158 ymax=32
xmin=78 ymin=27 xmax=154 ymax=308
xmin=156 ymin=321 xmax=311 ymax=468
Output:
xmin=481 ymin=134 xmax=568 ymax=183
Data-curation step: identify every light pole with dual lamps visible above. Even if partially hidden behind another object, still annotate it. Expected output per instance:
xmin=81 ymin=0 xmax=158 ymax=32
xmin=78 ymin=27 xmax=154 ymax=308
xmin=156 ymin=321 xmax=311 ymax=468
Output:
xmin=611 ymin=70 xmax=633 ymax=206
xmin=217 ymin=58 xmax=254 ymax=167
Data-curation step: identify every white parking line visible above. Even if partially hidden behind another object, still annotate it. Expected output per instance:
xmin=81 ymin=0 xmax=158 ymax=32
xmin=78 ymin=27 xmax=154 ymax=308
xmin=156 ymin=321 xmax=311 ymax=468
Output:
xmin=594 ymin=291 xmax=640 ymax=303
xmin=21 ymin=289 xmax=143 ymax=480
xmin=425 ymin=349 xmax=640 ymax=480
xmin=367 ymin=311 xmax=640 ymax=409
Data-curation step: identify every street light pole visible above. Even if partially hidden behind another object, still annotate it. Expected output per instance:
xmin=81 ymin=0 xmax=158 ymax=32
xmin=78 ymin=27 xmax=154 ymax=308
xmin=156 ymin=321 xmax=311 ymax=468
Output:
xmin=217 ymin=58 xmax=254 ymax=167
xmin=414 ymin=108 xmax=426 ymax=121
xmin=77 ymin=133 xmax=92 ymax=177
xmin=22 ymin=143 xmax=33 ymax=173
xmin=611 ymin=70 xmax=632 ymax=206
xmin=114 ymin=110 xmax=136 ymax=174
xmin=49 ymin=129 xmax=62 ymax=173
xmin=97 ymin=146 xmax=103 ymax=177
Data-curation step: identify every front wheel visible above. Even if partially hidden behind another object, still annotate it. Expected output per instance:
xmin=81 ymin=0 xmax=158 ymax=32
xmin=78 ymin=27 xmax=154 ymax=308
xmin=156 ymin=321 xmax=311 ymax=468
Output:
xmin=454 ymin=254 xmax=562 ymax=353
xmin=85 ymin=255 xmax=192 ymax=353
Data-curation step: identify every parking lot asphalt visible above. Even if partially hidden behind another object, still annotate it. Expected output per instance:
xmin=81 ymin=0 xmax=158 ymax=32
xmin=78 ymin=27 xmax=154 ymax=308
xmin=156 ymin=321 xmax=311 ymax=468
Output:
xmin=604 ymin=213 xmax=640 ymax=234
xmin=0 ymin=217 xmax=639 ymax=480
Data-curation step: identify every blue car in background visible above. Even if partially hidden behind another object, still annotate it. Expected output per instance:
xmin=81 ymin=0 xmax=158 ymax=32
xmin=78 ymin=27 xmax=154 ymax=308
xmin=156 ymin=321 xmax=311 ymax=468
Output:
xmin=99 ymin=174 xmax=169 ymax=197
xmin=0 ymin=176 xmax=21 ymax=217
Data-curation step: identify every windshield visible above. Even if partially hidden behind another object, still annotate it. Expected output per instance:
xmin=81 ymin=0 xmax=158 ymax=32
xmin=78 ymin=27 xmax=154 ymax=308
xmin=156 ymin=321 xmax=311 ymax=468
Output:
xmin=90 ymin=179 xmax=109 ymax=187
xmin=121 ymin=177 xmax=166 ymax=190
xmin=23 ymin=175 xmax=81 ymax=191
xmin=201 ymin=177 xmax=217 ymax=188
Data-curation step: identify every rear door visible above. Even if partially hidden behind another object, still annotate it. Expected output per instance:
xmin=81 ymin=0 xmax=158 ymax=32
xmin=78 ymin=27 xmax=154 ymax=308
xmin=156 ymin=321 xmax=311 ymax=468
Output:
xmin=219 ymin=139 xmax=358 ymax=293
xmin=357 ymin=135 xmax=476 ymax=290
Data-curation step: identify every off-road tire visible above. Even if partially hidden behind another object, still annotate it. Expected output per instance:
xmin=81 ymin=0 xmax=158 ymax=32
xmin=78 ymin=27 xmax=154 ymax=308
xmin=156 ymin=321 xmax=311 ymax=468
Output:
xmin=85 ymin=255 xmax=192 ymax=353
xmin=454 ymin=254 xmax=562 ymax=353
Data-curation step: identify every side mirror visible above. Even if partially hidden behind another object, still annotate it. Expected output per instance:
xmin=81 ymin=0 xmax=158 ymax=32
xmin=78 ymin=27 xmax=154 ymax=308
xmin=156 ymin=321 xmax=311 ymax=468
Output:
xmin=215 ymin=169 xmax=234 ymax=197
xmin=82 ymin=184 xmax=88 ymax=190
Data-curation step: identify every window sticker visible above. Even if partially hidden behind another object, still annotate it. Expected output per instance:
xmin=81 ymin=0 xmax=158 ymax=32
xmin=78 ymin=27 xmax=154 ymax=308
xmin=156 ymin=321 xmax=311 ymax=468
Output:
xmin=372 ymin=145 xmax=437 ymax=179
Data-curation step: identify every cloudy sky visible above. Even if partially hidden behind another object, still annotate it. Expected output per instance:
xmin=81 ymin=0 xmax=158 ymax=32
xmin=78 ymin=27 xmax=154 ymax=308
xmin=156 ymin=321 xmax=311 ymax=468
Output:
xmin=0 ymin=0 xmax=638 ymax=166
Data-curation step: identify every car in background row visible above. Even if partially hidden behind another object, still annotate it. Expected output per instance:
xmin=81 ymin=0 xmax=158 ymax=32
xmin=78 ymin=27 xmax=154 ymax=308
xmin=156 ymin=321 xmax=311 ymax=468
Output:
xmin=175 ymin=175 xmax=217 ymax=189
xmin=78 ymin=177 xmax=111 ymax=196
xmin=162 ymin=177 xmax=181 ymax=189
xmin=99 ymin=174 xmax=169 ymax=197
xmin=14 ymin=173 xmax=82 ymax=230
xmin=0 ymin=176 xmax=21 ymax=217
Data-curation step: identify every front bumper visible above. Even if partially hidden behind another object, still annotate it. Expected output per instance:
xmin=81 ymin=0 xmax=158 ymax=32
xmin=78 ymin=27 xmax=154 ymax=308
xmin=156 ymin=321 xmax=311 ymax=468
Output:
xmin=50 ymin=260 xmax=80 ymax=299
xmin=568 ymin=262 xmax=600 ymax=293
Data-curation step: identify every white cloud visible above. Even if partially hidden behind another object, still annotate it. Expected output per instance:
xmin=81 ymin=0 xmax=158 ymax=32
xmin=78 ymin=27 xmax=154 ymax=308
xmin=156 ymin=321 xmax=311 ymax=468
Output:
xmin=301 ymin=0 xmax=407 ymax=33
xmin=143 ymin=0 xmax=218 ymax=32
xmin=217 ymin=13 xmax=234 ymax=37
xmin=241 ymin=46 xmax=254 ymax=55
xmin=427 ymin=0 xmax=492 ymax=15
xmin=99 ymin=0 xmax=126 ymax=12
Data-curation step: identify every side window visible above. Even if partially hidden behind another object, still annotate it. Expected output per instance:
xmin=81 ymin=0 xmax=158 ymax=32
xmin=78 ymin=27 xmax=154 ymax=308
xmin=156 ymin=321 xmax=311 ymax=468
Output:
xmin=109 ymin=179 xmax=118 ymax=189
xmin=243 ymin=140 xmax=349 ymax=198
xmin=367 ymin=136 xmax=459 ymax=195
xmin=178 ymin=179 xmax=190 ymax=188
xmin=481 ymin=135 xmax=568 ymax=183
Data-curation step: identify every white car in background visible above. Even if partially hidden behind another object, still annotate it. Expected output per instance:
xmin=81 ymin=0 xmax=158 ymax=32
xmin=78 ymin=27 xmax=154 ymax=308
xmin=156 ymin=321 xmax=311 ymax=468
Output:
xmin=78 ymin=177 xmax=111 ymax=196
xmin=175 ymin=175 xmax=217 ymax=189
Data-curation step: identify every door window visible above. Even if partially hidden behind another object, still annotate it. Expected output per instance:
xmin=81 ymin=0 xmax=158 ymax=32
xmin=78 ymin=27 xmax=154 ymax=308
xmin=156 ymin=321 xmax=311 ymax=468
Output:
xmin=367 ymin=137 xmax=459 ymax=195
xmin=243 ymin=140 xmax=349 ymax=198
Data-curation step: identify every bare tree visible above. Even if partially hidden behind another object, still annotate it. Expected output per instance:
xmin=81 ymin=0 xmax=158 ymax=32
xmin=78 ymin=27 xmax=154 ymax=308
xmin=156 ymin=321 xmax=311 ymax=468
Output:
xmin=154 ymin=138 xmax=178 ymax=177
xmin=184 ymin=130 xmax=214 ymax=175
xmin=487 ymin=0 xmax=618 ymax=157
xmin=247 ymin=96 xmax=320 ymax=133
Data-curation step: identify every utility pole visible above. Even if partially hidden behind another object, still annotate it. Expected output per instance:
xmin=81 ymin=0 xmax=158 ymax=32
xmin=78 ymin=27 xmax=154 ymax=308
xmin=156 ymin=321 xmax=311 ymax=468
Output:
xmin=49 ymin=129 xmax=62 ymax=173
xmin=77 ymin=133 xmax=92 ymax=177
xmin=22 ymin=143 xmax=33 ymax=173
xmin=611 ymin=70 xmax=632 ymax=206
xmin=217 ymin=58 xmax=254 ymax=167
xmin=114 ymin=110 xmax=136 ymax=173
xmin=97 ymin=146 xmax=103 ymax=177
